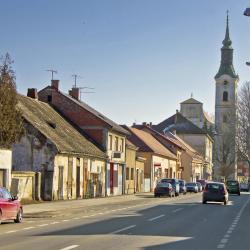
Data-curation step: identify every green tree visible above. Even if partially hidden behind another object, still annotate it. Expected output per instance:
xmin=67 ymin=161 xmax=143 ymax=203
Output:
xmin=0 ymin=53 xmax=23 ymax=148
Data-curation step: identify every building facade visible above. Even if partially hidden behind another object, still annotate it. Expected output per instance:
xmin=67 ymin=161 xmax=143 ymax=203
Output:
xmin=38 ymin=81 xmax=129 ymax=196
xmin=214 ymin=14 xmax=238 ymax=181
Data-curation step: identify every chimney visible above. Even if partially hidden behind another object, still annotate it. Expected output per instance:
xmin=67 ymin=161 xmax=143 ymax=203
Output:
xmin=69 ymin=87 xmax=80 ymax=100
xmin=142 ymin=122 xmax=147 ymax=126
xmin=149 ymin=122 xmax=152 ymax=127
xmin=51 ymin=79 xmax=59 ymax=90
xmin=27 ymin=88 xmax=38 ymax=99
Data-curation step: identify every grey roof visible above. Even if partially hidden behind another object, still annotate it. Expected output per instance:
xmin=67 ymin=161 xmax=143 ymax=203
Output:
xmin=18 ymin=95 xmax=106 ymax=159
xmin=60 ymin=91 xmax=130 ymax=136
xmin=154 ymin=112 xmax=209 ymax=136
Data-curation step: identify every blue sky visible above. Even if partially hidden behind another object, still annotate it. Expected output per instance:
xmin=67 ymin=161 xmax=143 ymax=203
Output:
xmin=1 ymin=0 xmax=250 ymax=125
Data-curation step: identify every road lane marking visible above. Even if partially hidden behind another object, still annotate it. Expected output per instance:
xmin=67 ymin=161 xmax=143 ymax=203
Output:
xmin=50 ymin=221 xmax=60 ymax=224
xmin=5 ymin=230 xmax=17 ymax=234
xmin=217 ymin=197 xmax=250 ymax=249
xmin=148 ymin=214 xmax=165 ymax=221
xmin=172 ymin=208 xmax=184 ymax=213
xmin=62 ymin=219 xmax=69 ymax=222
xmin=59 ymin=245 xmax=79 ymax=250
xmin=22 ymin=227 xmax=35 ymax=230
xmin=38 ymin=224 xmax=49 ymax=227
xmin=110 ymin=224 xmax=136 ymax=234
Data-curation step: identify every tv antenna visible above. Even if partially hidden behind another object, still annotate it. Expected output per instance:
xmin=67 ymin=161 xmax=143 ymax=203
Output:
xmin=79 ymin=86 xmax=95 ymax=100
xmin=46 ymin=69 xmax=57 ymax=80
xmin=72 ymin=74 xmax=82 ymax=88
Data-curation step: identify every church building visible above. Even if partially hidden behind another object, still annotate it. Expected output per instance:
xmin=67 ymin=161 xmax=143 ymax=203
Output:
xmin=214 ymin=13 xmax=239 ymax=181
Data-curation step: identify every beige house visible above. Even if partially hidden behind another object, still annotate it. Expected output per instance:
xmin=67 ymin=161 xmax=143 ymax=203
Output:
xmin=0 ymin=149 xmax=12 ymax=189
xmin=12 ymin=92 xmax=106 ymax=200
xmin=124 ymin=126 xmax=177 ymax=191
xmin=155 ymin=111 xmax=213 ymax=180
xmin=125 ymin=139 xmax=145 ymax=194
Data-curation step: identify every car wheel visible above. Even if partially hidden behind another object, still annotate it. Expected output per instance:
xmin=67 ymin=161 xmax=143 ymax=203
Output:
xmin=14 ymin=209 xmax=23 ymax=223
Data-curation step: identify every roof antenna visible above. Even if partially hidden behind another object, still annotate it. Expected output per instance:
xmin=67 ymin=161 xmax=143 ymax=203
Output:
xmin=46 ymin=69 xmax=57 ymax=80
xmin=72 ymin=74 xmax=82 ymax=88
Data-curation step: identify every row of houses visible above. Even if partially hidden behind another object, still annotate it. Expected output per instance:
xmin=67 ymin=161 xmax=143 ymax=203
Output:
xmin=0 ymin=80 xmax=214 ymax=201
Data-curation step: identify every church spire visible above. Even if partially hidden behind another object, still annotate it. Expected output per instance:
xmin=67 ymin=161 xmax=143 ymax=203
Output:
xmin=215 ymin=11 xmax=238 ymax=79
xmin=222 ymin=11 xmax=232 ymax=48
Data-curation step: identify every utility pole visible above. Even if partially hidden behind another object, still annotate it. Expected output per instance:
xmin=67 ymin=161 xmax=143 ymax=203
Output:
xmin=46 ymin=69 xmax=57 ymax=80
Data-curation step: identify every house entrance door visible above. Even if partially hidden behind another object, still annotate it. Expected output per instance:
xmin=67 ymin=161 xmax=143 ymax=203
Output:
xmin=110 ymin=163 xmax=114 ymax=195
xmin=76 ymin=166 xmax=81 ymax=198
xmin=58 ymin=166 xmax=64 ymax=200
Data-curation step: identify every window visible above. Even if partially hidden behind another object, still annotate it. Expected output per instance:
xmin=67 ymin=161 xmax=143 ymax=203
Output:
xmin=47 ymin=95 xmax=52 ymax=103
xmin=115 ymin=136 xmax=119 ymax=151
xmin=223 ymin=115 xmax=227 ymax=123
xmin=223 ymin=91 xmax=228 ymax=102
xmin=126 ymin=167 xmax=130 ymax=180
xmin=109 ymin=135 xmax=112 ymax=150
xmin=224 ymin=80 xmax=228 ymax=86
xmin=120 ymin=138 xmax=124 ymax=152
xmin=131 ymin=168 xmax=134 ymax=180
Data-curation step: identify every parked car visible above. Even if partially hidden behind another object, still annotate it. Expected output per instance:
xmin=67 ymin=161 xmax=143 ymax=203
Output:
xmin=0 ymin=187 xmax=23 ymax=224
xmin=196 ymin=179 xmax=207 ymax=190
xmin=160 ymin=178 xmax=180 ymax=196
xmin=179 ymin=180 xmax=187 ymax=195
xmin=240 ymin=182 xmax=249 ymax=192
xmin=226 ymin=180 xmax=240 ymax=195
xmin=154 ymin=182 xmax=175 ymax=197
xmin=202 ymin=182 xmax=228 ymax=205
xmin=186 ymin=182 xmax=198 ymax=193
xmin=197 ymin=182 xmax=203 ymax=192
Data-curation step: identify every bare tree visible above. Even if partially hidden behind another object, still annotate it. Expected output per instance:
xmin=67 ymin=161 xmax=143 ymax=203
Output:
xmin=237 ymin=81 xmax=250 ymax=170
xmin=0 ymin=53 xmax=23 ymax=148
xmin=215 ymin=111 xmax=237 ymax=181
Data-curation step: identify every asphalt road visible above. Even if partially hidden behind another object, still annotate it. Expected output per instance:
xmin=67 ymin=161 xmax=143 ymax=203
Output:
xmin=0 ymin=192 xmax=249 ymax=250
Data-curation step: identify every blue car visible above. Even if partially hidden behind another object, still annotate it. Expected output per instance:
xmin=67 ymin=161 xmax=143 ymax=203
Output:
xmin=160 ymin=178 xmax=180 ymax=196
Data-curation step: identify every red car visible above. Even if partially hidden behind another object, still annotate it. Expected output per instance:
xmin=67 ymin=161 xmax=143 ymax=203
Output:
xmin=0 ymin=187 xmax=23 ymax=224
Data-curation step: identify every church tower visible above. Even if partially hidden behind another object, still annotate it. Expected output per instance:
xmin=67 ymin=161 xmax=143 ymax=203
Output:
xmin=214 ymin=13 xmax=239 ymax=181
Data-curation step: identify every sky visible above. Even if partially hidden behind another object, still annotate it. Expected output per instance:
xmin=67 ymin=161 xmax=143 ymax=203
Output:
xmin=1 ymin=0 xmax=250 ymax=125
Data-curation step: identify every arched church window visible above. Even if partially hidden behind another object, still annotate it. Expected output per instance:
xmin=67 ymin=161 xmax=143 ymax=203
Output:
xmin=223 ymin=91 xmax=228 ymax=102
xmin=223 ymin=115 xmax=227 ymax=123
xmin=224 ymin=80 xmax=228 ymax=85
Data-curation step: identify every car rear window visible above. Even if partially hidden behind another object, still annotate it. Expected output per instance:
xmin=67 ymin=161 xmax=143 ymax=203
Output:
xmin=207 ymin=183 xmax=223 ymax=190
xmin=161 ymin=179 xmax=174 ymax=184
xmin=157 ymin=183 xmax=170 ymax=188
xmin=187 ymin=183 xmax=196 ymax=186
xmin=227 ymin=181 xmax=238 ymax=186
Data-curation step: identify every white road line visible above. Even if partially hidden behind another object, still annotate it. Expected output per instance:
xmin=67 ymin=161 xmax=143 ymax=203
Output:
xmin=217 ymin=244 xmax=225 ymax=249
xmin=172 ymin=208 xmax=184 ymax=213
xmin=59 ymin=245 xmax=79 ymax=250
xmin=110 ymin=224 xmax=136 ymax=234
xmin=62 ymin=219 xmax=69 ymax=222
xmin=22 ymin=227 xmax=35 ymax=230
xmin=38 ymin=224 xmax=49 ymax=227
xmin=50 ymin=221 xmax=60 ymax=224
xmin=220 ymin=239 xmax=228 ymax=244
xmin=148 ymin=214 xmax=165 ymax=221
xmin=5 ymin=230 xmax=17 ymax=234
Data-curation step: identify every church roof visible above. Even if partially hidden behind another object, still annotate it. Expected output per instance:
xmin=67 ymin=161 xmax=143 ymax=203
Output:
xmin=154 ymin=112 xmax=210 ymax=137
xmin=180 ymin=98 xmax=202 ymax=105
xmin=215 ymin=12 xmax=238 ymax=79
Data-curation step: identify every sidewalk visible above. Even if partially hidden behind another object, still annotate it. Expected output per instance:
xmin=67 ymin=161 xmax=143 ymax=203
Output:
xmin=24 ymin=193 xmax=153 ymax=217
